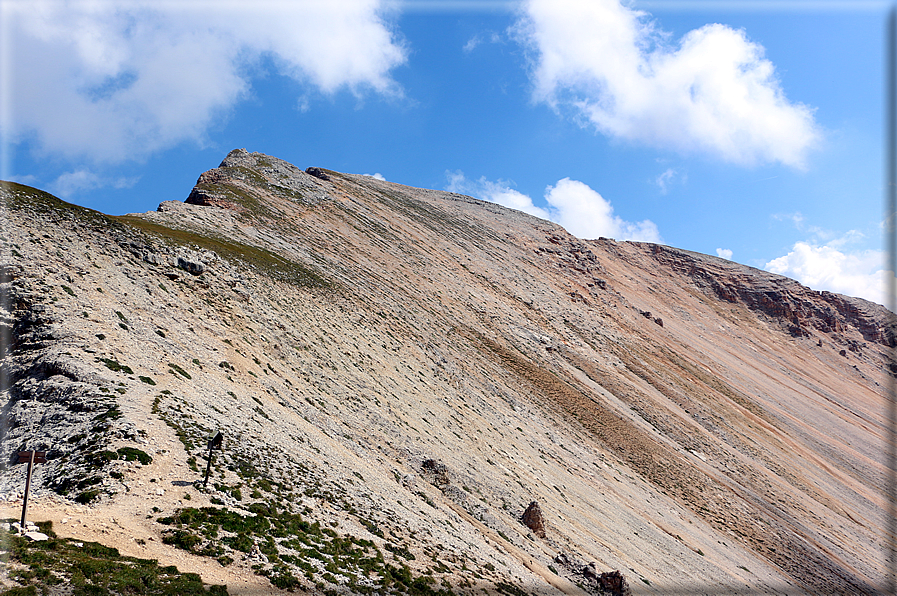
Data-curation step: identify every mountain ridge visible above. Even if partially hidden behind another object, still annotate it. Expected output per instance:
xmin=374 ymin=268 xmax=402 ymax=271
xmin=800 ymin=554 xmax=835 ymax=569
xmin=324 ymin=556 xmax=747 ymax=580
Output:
xmin=0 ymin=149 xmax=891 ymax=595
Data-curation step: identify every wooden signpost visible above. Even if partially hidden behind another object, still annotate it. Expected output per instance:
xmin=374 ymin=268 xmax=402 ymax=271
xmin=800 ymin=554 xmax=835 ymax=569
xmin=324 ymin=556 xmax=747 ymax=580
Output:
xmin=17 ymin=450 xmax=46 ymax=528
xmin=203 ymin=431 xmax=223 ymax=487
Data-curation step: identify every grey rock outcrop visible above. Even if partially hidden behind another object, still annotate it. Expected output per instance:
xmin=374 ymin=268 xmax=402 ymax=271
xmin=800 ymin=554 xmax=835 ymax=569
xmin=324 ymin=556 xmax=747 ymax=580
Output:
xmin=176 ymin=256 xmax=205 ymax=276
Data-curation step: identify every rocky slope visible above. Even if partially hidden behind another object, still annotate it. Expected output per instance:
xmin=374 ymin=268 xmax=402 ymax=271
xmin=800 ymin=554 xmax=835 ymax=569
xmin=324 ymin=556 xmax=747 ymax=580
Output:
xmin=0 ymin=149 xmax=892 ymax=595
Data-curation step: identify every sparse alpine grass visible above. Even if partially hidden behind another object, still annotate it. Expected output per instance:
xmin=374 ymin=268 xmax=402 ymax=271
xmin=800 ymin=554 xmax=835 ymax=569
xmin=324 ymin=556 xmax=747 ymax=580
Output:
xmin=156 ymin=499 xmax=458 ymax=595
xmin=0 ymin=521 xmax=228 ymax=595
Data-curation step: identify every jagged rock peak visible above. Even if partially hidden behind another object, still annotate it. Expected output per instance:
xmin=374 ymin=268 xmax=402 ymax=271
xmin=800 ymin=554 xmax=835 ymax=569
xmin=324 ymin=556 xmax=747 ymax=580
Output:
xmin=185 ymin=148 xmax=327 ymax=212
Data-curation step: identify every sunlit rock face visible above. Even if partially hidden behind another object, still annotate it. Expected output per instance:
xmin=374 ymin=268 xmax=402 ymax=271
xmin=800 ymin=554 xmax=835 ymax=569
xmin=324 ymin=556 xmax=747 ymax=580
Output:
xmin=1 ymin=151 xmax=890 ymax=595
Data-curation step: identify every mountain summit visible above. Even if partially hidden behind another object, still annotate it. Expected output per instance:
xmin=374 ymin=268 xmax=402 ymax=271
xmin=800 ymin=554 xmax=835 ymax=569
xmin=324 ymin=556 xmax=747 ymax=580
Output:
xmin=1 ymin=149 xmax=891 ymax=594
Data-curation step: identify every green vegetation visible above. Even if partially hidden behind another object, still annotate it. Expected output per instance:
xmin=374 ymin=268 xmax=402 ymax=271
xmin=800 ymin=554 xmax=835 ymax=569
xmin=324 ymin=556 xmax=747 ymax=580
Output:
xmin=116 ymin=446 xmax=153 ymax=465
xmin=98 ymin=358 xmax=133 ymax=375
xmin=157 ymin=503 xmax=454 ymax=595
xmin=152 ymin=394 xmax=208 ymax=454
xmin=0 ymin=521 xmax=227 ymax=595
xmin=114 ymin=214 xmax=332 ymax=289
xmin=2 ymin=181 xmax=111 ymax=227
xmin=93 ymin=406 xmax=122 ymax=423
xmin=61 ymin=285 xmax=75 ymax=296
xmin=75 ymin=489 xmax=101 ymax=504
xmin=168 ymin=363 xmax=192 ymax=379
xmin=139 ymin=375 xmax=156 ymax=385
xmin=146 ymin=388 xmax=512 ymax=595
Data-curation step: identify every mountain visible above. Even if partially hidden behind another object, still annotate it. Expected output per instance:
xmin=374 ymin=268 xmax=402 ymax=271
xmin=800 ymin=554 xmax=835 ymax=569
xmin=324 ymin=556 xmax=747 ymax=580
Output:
xmin=1 ymin=149 xmax=892 ymax=595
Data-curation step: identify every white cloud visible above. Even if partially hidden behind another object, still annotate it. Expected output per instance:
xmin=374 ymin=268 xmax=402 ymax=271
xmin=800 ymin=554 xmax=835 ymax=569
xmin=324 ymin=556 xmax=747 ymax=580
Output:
xmin=463 ymin=35 xmax=483 ymax=53
xmin=446 ymin=171 xmax=660 ymax=242
xmin=49 ymin=170 xmax=139 ymax=198
xmin=3 ymin=0 xmax=407 ymax=162
xmin=654 ymin=168 xmax=683 ymax=194
xmin=765 ymin=241 xmax=892 ymax=306
xmin=772 ymin=211 xmax=806 ymax=229
xmin=364 ymin=172 xmax=386 ymax=180
xmin=463 ymin=31 xmax=502 ymax=53
xmin=716 ymin=248 xmax=733 ymax=260
xmin=517 ymin=0 xmax=820 ymax=168
xmin=544 ymin=178 xmax=660 ymax=241
xmin=446 ymin=171 xmax=551 ymax=220
xmin=6 ymin=174 xmax=37 ymax=187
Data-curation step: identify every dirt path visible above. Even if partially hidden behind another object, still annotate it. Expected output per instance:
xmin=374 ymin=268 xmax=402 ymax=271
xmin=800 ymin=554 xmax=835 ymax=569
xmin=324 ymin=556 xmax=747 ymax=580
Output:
xmin=0 ymin=434 xmax=279 ymax=596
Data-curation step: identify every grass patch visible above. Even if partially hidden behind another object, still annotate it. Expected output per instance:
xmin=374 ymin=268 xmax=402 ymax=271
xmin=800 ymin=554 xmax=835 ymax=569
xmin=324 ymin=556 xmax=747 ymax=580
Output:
xmin=98 ymin=358 xmax=133 ymax=375
xmin=75 ymin=489 xmax=100 ymax=504
xmin=0 ymin=521 xmax=227 ymax=595
xmin=117 ymin=446 xmax=153 ymax=465
xmin=114 ymin=215 xmax=332 ymax=289
xmin=169 ymin=363 xmax=192 ymax=379
xmin=157 ymin=500 xmax=454 ymax=594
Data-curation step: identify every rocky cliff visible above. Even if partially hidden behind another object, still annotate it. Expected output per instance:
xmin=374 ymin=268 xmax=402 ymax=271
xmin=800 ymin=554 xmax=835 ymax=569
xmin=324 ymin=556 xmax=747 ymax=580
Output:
xmin=0 ymin=149 xmax=891 ymax=595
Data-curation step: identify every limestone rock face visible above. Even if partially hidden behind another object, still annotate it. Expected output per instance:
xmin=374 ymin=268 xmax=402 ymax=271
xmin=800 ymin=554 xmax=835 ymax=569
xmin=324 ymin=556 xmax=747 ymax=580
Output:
xmin=639 ymin=242 xmax=897 ymax=347
xmin=0 ymin=153 xmax=891 ymax=596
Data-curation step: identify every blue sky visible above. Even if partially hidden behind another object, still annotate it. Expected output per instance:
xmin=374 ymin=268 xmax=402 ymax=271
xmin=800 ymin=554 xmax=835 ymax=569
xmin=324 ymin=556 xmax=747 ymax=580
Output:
xmin=1 ymin=0 xmax=893 ymax=306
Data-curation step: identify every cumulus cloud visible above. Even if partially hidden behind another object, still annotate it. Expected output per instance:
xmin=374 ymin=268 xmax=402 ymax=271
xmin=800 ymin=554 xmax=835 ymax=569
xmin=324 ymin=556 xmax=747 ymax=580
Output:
xmin=3 ymin=0 xmax=407 ymax=162
xmin=716 ymin=248 xmax=733 ymax=260
xmin=765 ymin=241 xmax=892 ymax=306
xmin=447 ymin=171 xmax=551 ymax=220
xmin=516 ymin=0 xmax=820 ymax=168
xmin=364 ymin=172 xmax=386 ymax=180
xmin=446 ymin=171 xmax=660 ymax=242
xmin=544 ymin=178 xmax=660 ymax=241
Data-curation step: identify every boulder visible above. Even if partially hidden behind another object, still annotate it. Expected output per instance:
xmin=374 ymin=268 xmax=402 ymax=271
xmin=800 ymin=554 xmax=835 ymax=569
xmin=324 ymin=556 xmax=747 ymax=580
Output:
xmin=23 ymin=531 xmax=49 ymax=541
xmin=306 ymin=167 xmax=331 ymax=181
xmin=521 ymin=501 xmax=546 ymax=538
xmin=143 ymin=252 xmax=165 ymax=266
xmin=176 ymin=257 xmax=205 ymax=276
xmin=598 ymin=570 xmax=631 ymax=596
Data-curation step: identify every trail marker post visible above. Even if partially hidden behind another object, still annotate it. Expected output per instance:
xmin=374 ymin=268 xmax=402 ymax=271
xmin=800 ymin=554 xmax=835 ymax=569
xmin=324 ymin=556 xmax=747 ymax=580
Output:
xmin=203 ymin=431 xmax=223 ymax=488
xmin=17 ymin=450 xmax=46 ymax=529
